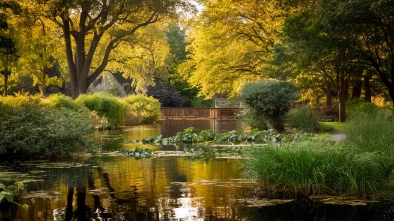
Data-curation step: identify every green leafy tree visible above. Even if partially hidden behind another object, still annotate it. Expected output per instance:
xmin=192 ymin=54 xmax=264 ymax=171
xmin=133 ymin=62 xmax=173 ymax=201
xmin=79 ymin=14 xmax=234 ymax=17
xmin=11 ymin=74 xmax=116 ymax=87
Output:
xmin=181 ymin=0 xmax=285 ymax=98
xmin=0 ymin=1 xmax=20 ymax=96
xmin=240 ymin=80 xmax=300 ymax=132
xmin=317 ymin=0 xmax=394 ymax=106
xmin=26 ymin=0 xmax=194 ymax=99
xmin=15 ymin=8 xmax=64 ymax=96
xmin=114 ymin=23 xmax=171 ymax=94
xmin=166 ymin=22 xmax=199 ymax=106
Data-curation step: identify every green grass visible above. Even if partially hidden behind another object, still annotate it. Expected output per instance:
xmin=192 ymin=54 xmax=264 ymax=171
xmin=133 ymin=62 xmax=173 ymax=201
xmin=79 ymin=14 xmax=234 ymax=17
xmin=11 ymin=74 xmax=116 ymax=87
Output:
xmin=319 ymin=122 xmax=349 ymax=132
xmin=347 ymin=109 xmax=394 ymax=154
xmin=245 ymin=141 xmax=387 ymax=198
xmin=287 ymin=107 xmax=321 ymax=132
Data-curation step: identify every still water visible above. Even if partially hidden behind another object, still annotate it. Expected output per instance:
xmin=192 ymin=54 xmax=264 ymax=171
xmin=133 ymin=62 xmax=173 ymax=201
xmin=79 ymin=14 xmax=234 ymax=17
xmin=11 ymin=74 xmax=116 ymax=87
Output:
xmin=1 ymin=120 xmax=393 ymax=220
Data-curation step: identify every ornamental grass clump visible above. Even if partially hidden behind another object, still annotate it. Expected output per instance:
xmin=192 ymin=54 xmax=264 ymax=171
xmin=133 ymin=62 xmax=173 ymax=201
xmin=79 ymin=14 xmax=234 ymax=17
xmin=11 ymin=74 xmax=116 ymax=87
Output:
xmin=76 ymin=92 xmax=125 ymax=128
xmin=245 ymin=141 xmax=387 ymax=198
xmin=287 ymin=107 xmax=321 ymax=132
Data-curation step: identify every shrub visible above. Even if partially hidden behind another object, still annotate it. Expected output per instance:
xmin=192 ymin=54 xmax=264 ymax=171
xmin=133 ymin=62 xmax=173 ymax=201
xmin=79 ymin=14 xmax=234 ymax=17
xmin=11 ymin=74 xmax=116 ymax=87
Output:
xmin=245 ymin=141 xmax=387 ymax=197
xmin=123 ymin=95 xmax=161 ymax=124
xmin=0 ymin=96 xmax=96 ymax=161
xmin=40 ymin=93 xmax=81 ymax=110
xmin=238 ymin=109 xmax=269 ymax=130
xmin=287 ymin=107 xmax=320 ymax=132
xmin=240 ymin=80 xmax=300 ymax=132
xmin=76 ymin=93 xmax=125 ymax=128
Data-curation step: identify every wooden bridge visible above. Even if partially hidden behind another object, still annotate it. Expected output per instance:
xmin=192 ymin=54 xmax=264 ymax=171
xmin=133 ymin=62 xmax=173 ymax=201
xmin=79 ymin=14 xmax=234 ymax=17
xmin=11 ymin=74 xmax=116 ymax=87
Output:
xmin=160 ymin=108 xmax=243 ymax=120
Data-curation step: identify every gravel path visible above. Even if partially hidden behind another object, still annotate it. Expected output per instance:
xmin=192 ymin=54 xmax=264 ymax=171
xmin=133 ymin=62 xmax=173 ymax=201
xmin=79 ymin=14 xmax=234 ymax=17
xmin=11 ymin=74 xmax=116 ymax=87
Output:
xmin=329 ymin=132 xmax=347 ymax=141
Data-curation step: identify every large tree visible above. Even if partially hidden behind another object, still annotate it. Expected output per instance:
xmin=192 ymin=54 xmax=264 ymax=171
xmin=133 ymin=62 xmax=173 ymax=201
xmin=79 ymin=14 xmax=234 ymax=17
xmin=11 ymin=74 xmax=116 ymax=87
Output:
xmin=29 ymin=0 xmax=193 ymax=99
xmin=280 ymin=9 xmax=362 ymax=122
xmin=15 ymin=7 xmax=64 ymax=96
xmin=0 ymin=0 xmax=20 ymax=96
xmin=317 ymin=0 xmax=394 ymax=106
xmin=180 ymin=0 xmax=286 ymax=98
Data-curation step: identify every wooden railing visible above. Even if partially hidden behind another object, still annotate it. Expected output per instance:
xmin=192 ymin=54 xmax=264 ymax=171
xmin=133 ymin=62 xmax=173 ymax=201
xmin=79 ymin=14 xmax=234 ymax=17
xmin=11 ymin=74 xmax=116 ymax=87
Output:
xmin=160 ymin=108 xmax=243 ymax=120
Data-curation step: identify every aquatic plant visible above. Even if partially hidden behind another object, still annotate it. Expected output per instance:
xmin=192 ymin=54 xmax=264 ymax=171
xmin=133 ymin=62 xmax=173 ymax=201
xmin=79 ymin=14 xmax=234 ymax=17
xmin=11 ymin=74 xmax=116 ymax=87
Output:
xmin=0 ymin=184 xmax=28 ymax=209
xmin=245 ymin=141 xmax=388 ymax=198
xmin=117 ymin=147 xmax=153 ymax=159
xmin=142 ymin=127 xmax=315 ymax=146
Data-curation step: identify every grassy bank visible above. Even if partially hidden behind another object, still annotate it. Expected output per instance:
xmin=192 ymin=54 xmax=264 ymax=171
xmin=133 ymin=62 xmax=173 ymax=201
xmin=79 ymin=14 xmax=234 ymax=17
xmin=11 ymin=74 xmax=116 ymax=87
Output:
xmin=245 ymin=103 xmax=394 ymax=198
xmin=245 ymin=141 xmax=387 ymax=198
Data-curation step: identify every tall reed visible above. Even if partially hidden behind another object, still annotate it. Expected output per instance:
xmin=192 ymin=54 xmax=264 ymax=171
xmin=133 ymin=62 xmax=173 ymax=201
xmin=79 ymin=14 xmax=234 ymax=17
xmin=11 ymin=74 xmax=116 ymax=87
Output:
xmin=287 ymin=107 xmax=321 ymax=132
xmin=245 ymin=141 xmax=386 ymax=197
xmin=347 ymin=108 xmax=394 ymax=154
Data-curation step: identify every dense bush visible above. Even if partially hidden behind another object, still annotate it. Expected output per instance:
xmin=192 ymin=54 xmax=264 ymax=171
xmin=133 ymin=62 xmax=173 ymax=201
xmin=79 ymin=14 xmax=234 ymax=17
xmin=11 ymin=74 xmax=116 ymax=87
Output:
xmin=123 ymin=95 xmax=161 ymax=124
xmin=147 ymin=85 xmax=184 ymax=107
xmin=287 ymin=107 xmax=321 ymax=132
xmin=238 ymin=109 xmax=269 ymax=130
xmin=240 ymin=80 xmax=300 ymax=132
xmin=0 ymin=95 xmax=96 ymax=161
xmin=245 ymin=141 xmax=387 ymax=197
xmin=76 ymin=93 xmax=125 ymax=128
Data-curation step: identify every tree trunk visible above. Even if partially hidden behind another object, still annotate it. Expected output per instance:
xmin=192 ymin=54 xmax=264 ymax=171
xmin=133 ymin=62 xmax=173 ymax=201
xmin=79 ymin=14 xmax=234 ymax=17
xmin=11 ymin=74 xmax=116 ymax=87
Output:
xmin=351 ymin=80 xmax=362 ymax=99
xmin=1 ymin=68 xmax=10 ymax=97
xmin=70 ymin=73 xmax=80 ymax=99
xmin=338 ymin=89 xmax=346 ymax=122
xmin=363 ymin=75 xmax=371 ymax=102
xmin=337 ymin=71 xmax=347 ymax=122
xmin=3 ymin=72 xmax=8 ymax=97
xmin=325 ymin=80 xmax=333 ymax=111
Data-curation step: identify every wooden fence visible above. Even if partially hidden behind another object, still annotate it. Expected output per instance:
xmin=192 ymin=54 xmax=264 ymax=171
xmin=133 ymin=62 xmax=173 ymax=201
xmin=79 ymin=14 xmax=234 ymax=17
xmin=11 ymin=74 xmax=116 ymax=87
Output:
xmin=160 ymin=108 xmax=243 ymax=120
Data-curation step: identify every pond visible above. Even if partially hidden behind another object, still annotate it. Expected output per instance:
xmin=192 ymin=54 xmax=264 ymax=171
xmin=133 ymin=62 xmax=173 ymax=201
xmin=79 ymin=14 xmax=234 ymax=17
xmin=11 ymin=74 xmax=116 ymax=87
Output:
xmin=1 ymin=120 xmax=394 ymax=221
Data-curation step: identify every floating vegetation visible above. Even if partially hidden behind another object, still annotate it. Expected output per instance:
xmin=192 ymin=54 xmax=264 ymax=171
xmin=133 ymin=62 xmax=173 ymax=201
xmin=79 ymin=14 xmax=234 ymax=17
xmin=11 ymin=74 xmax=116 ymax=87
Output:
xmin=310 ymin=195 xmax=380 ymax=206
xmin=236 ymin=195 xmax=381 ymax=208
xmin=34 ymin=163 xmax=87 ymax=169
xmin=115 ymin=147 xmax=154 ymax=158
xmin=21 ymin=191 xmax=59 ymax=199
xmin=235 ymin=198 xmax=295 ymax=207
xmin=142 ymin=127 xmax=315 ymax=146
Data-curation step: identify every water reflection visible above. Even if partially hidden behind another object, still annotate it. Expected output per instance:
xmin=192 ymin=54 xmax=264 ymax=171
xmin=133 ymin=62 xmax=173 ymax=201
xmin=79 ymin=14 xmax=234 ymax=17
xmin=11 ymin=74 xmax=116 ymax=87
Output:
xmin=97 ymin=119 xmax=245 ymax=151
xmin=2 ymin=156 xmax=394 ymax=220
xmin=1 ymin=120 xmax=394 ymax=220
xmin=159 ymin=119 xmax=245 ymax=138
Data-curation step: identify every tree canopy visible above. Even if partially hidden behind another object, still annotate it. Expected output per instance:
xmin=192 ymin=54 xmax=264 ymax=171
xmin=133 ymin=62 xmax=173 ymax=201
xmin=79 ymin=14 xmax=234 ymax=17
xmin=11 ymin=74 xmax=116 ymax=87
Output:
xmin=1 ymin=0 xmax=394 ymax=117
xmin=22 ymin=0 xmax=194 ymax=99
